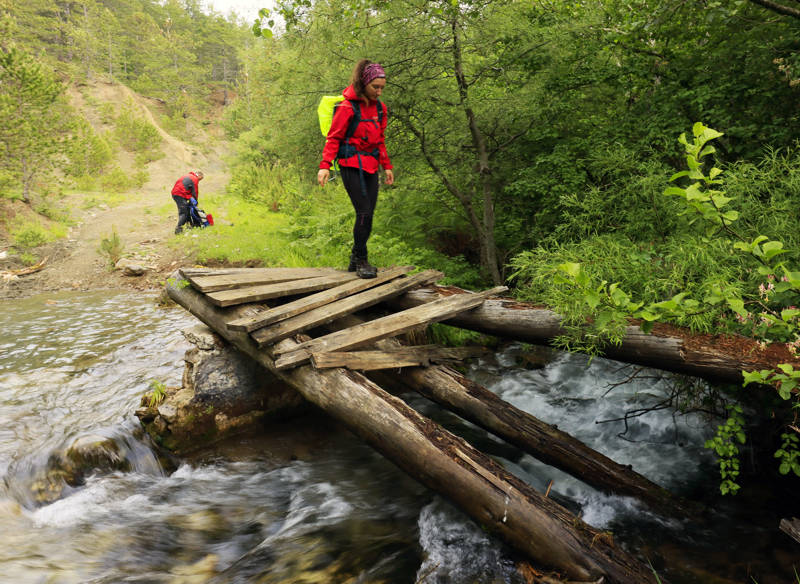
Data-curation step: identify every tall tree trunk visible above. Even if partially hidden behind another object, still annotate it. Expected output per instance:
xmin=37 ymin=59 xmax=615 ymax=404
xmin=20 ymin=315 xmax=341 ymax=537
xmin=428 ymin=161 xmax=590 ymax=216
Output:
xmin=450 ymin=13 xmax=501 ymax=284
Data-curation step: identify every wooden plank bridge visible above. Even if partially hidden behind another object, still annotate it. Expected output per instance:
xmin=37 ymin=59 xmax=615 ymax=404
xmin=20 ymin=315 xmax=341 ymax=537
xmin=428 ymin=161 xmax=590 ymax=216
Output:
xmin=166 ymin=265 xmax=673 ymax=583
xmin=180 ymin=265 xmax=504 ymax=371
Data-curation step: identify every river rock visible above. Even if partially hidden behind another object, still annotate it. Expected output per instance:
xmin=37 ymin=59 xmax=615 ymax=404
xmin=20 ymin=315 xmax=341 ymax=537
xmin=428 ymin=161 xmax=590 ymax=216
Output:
xmin=29 ymin=434 xmax=131 ymax=505
xmin=115 ymin=258 xmax=147 ymax=276
xmin=136 ymin=325 xmax=307 ymax=454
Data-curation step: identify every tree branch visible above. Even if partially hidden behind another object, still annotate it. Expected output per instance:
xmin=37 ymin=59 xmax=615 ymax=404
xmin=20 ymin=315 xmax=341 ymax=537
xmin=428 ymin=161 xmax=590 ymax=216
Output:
xmin=749 ymin=0 xmax=800 ymax=18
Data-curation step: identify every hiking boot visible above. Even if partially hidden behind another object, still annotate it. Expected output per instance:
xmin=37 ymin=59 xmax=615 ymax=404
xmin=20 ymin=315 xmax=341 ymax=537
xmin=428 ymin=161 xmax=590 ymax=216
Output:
xmin=347 ymin=254 xmax=358 ymax=272
xmin=356 ymin=259 xmax=377 ymax=279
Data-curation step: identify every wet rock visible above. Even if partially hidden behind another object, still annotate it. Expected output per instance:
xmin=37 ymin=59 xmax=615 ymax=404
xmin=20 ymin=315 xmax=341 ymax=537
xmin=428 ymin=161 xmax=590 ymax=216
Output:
xmin=116 ymin=258 xmax=147 ymax=276
xmin=170 ymin=554 xmax=220 ymax=583
xmin=30 ymin=435 xmax=131 ymax=505
xmin=136 ymin=325 xmax=307 ymax=454
xmin=515 ymin=344 xmax=558 ymax=369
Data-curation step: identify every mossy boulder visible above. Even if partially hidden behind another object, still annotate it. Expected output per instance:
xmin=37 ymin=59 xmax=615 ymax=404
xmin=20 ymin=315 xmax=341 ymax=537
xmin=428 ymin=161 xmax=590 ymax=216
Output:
xmin=136 ymin=325 xmax=307 ymax=454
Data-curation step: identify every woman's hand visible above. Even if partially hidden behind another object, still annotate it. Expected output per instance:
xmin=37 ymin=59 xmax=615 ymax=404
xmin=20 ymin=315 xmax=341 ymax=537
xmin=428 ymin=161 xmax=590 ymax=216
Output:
xmin=317 ymin=168 xmax=330 ymax=187
xmin=384 ymin=169 xmax=394 ymax=185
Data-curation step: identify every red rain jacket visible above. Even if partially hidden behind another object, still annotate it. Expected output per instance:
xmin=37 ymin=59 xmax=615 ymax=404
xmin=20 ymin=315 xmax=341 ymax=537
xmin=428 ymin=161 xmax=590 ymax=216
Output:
xmin=171 ymin=172 xmax=201 ymax=200
xmin=319 ymin=85 xmax=392 ymax=174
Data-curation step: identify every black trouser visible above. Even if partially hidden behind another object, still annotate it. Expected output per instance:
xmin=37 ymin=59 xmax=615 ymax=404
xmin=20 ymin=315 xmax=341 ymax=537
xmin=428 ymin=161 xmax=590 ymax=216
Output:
xmin=340 ymin=166 xmax=379 ymax=259
xmin=172 ymin=195 xmax=191 ymax=233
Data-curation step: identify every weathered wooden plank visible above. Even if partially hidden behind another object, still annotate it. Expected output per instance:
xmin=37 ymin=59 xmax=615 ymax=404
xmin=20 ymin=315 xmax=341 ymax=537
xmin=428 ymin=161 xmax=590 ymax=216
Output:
xmin=311 ymin=345 xmax=489 ymax=370
xmin=251 ymin=270 xmax=444 ymax=347
xmin=185 ymin=267 xmax=341 ymax=293
xmin=273 ymin=286 xmax=507 ymax=370
xmin=180 ymin=266 xmax=337 ymax=278
xmin=180 ymin=267 xmax=259 ymax=276
xmin=206 ymin=272 xmax=360 ymax=307
xmin=227 ymin=266 xmax=417 ymax=333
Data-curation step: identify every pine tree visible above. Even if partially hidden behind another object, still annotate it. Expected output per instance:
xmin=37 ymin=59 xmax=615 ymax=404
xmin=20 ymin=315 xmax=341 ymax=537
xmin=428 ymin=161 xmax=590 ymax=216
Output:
xmin=0 ymin=47 xmax=67 ymax=202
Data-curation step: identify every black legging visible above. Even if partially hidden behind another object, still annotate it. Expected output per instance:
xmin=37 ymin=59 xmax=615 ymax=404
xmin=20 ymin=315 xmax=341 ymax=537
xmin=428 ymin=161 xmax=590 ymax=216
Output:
xmin=172 ymin=195 xmax=191 ymax=233
xmin=340 ymin=166 xmax=379 ymax=259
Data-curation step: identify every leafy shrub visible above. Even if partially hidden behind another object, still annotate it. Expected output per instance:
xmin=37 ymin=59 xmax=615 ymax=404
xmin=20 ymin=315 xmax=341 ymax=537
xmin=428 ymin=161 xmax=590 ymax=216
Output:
xmin=113 ymin=99 xmax=163 ymax=157
xmin=227 ymin=161 xmax=306 ymax=212
xmin=12 ymin=222 xmax=52 ymax=249
xmin=97 ymin=227 xmax=124 ymax=267
xmin=99 ymin=167 xmax=142 ymax=193
xmin=65 ymin=121 xmax=114 ymax=178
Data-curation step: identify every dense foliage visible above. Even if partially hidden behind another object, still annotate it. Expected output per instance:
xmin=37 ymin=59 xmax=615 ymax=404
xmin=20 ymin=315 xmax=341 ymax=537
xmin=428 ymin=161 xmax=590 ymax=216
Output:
xmin=239 ymin=0 xmax=800 ymax=492
xmin=0 ymin=0 xmax=246 ymax=202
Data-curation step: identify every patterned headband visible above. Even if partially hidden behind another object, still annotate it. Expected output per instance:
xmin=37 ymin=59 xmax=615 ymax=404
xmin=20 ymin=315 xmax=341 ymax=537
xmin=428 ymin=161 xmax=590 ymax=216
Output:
xmin=362 ymin=63 xmax=386 ymax=86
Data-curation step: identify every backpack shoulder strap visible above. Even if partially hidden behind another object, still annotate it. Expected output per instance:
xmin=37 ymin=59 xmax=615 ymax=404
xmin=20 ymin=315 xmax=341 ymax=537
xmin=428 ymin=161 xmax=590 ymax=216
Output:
xmin=376 ymin=99 xmax=384 ymax=125
xmin=344 ymin=100 xmax=362 ymax=141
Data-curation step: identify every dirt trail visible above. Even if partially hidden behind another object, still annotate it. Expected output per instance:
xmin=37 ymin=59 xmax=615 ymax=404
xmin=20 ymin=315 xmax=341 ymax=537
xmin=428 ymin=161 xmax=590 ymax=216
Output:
xmin=2 ymin=81 xmax=231 ymax=298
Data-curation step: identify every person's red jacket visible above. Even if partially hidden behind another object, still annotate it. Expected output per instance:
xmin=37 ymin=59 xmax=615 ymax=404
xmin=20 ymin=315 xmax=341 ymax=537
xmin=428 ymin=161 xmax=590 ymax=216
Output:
xmin=320 ymin=85 xmax=392 ymax=174
xmin=171 ymin=172 xmax=201 ymax=200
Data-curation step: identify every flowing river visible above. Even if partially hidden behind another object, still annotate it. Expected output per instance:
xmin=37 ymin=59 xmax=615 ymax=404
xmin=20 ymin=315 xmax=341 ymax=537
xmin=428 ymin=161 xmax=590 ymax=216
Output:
xmin=0 ymin=291 xmax=797 ymax=583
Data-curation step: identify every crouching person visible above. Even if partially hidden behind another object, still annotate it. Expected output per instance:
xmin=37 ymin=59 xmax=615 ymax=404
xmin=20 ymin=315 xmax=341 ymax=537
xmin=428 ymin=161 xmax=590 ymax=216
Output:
xmin=171 ymin=170 xmax=204 ymax=234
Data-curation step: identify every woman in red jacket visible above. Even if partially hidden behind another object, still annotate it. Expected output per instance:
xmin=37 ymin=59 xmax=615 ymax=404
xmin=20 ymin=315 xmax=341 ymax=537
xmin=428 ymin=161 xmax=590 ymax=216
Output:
xmin=317 ymin=59 xmax=394 ymax=278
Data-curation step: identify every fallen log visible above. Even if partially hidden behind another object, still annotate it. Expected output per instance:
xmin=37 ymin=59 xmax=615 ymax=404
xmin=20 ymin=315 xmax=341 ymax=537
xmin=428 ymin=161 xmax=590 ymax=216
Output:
xmin=780 ymin=517 xmax=800 ymax=545
xmin=316 ymin=314 xmax=696 ymax=519
xmin=370 ymin=362 xmax=697 ymax=518
xmin=388 ymin=286 xmax=800 ymax=382
xmin=165 ymin=272 xmax=660 ymax=583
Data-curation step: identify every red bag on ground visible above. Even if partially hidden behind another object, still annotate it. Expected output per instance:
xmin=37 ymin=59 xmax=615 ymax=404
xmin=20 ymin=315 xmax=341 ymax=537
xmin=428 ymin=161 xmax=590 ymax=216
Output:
xmin=206 ymin=213 xmax=214 ymax=226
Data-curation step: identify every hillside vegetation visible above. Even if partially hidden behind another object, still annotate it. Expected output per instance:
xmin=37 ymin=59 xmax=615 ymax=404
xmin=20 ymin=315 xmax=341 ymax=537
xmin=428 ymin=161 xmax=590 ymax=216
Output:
xmin=4 ymin=0 xmax=800 ymax=493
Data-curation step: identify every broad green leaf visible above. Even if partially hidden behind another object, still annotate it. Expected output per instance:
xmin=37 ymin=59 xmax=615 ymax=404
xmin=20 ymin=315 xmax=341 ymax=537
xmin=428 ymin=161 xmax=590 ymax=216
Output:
xmin=710 ymin=193 xmax=732 ymax=207
xmin=595 ymin=310 xmax=613 ymax=329
xmin=742 ymin=370 xmax=767 ymax=386
xmin=727 ymin=297 xmax=746 ymax=316
xmin=559 ymin=262 xmax=581 ymax=279
xmin=684 ymin=183 xmax=706 ymax=201
xmin=699 ymin=145 xmax=716 ymax=158
xmin=638 ymin=310 xmax=659 ymax=321
xmin=610 ymin=286 xmax=629 ymax=305
xmin=585 ymin=290 xmax=601 ymax=309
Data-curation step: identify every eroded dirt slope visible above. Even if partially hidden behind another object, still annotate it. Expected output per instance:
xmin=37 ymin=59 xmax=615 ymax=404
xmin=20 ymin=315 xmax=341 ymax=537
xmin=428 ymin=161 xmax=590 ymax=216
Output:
xmin=2 ymin=80 xmax=231 ymax=299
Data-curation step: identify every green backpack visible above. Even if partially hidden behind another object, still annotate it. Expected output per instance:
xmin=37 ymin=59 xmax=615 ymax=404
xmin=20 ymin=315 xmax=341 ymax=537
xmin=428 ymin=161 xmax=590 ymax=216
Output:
xmin=317 ymin=95 xmax=385 ymax=196
xmin=317 ymin=94 xmax=384 ymax=138
xmin=317 ymin=95 xmax=345 ymax=136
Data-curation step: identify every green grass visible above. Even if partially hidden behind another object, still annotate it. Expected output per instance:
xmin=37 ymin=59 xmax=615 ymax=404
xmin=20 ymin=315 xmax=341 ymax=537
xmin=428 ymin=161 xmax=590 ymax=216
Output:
xmin=170 ymin=194 xmax=311 ymax=267
xmin=167 ymin=192 xmax=488 ymax=288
